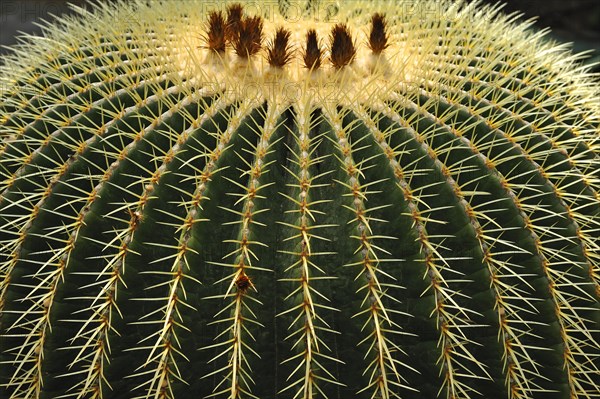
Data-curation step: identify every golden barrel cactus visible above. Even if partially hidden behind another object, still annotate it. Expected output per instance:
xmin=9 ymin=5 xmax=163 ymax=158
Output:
xmin=0 ymin=1 xmax=598 ymax=398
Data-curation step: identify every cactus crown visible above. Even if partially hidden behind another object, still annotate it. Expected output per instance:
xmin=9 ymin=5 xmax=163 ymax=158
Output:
xmin=0 ymin=1 xmax=599 ymax=399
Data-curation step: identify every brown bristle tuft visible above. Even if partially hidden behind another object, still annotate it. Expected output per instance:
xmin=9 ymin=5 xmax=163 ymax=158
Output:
xmin=302 ymin=29 xmax=322 ymax=70
xmin=330 ymin=24 xmax=356 ymax=69
xmin=225 ymin=3 xmax=244 ymax=43
xmin=368 ymin=13 xmax=389 ymax=54
xmin=206 ymin=10 xmax=227 ymax=53
xmin=232 ymin=15 xmax=264 ymax=58
xmin=266 ymin=27 xmax=293 ymax=68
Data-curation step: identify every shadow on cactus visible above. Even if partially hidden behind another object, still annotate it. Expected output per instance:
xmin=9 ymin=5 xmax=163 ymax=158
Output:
xmin=0 ymin=0 xmax=598 ymax=398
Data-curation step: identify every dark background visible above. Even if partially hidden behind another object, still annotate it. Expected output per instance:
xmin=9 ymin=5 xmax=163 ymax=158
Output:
xmin=489 ymin=0 xmax=600 ymax=71
xmin=1 ymin=0 xmax=599 ymax=71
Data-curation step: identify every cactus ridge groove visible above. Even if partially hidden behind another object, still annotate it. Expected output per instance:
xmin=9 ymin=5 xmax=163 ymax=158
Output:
xmin=0 ymin=1 xmax=598 ymax=399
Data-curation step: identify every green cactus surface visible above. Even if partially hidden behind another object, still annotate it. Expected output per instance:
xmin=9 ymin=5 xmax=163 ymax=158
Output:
xmin=0 ymin=1 xmax=599 ymax=398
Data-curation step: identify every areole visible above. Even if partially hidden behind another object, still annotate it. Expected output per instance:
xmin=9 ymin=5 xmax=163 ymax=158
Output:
xmin=188 ymin=1 xmax=408 ymax=112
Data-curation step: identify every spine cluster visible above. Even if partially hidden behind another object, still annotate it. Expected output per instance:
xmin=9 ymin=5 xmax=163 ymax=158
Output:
xmin=204 ymin=3 xmax=388 ymax=69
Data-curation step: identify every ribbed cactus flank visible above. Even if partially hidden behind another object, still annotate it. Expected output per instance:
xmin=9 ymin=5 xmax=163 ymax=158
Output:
xmin=1 ymin=1 xmax=599 ymax=398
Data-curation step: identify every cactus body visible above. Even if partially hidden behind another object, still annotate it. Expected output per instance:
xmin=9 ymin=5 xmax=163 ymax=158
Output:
xmin=0 ymin=1 xmax=599 ymax=398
